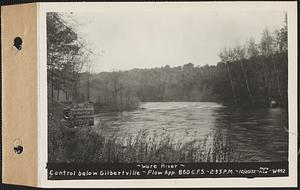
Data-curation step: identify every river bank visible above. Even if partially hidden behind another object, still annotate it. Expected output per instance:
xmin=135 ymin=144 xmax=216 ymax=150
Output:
xmin=48 ymin=101 xmax=287 ymax=163
xmin=48 ymin=101 xmax=239 ymax=163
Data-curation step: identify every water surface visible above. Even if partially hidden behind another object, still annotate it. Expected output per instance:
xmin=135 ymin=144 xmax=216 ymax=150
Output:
xmin=94 ymin=102 xmax=288 ymax=162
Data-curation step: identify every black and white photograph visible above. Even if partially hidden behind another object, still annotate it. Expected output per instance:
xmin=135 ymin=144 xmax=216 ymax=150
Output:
xmin=46 ymin=3 xmax=290 ymax=180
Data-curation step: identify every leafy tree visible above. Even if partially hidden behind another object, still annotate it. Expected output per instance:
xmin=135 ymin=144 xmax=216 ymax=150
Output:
xmin=245 ymin=37 xmax=259 ymax=58
xmin=275 ymin=13 xmax=288 ymax=53
xmin=75 ymin=14 xmax=288 ymax=110
xmin=47 ymin=12 xmax=91 ymax=103
xmin=260 ymin=28 xmax=275 ymax=56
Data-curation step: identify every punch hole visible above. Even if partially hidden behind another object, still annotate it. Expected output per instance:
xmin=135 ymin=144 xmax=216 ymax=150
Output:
xmin=13 ymin=138 xmax=23 ymax=154
xmin=13 ymin=37 xmax=23 ymax=51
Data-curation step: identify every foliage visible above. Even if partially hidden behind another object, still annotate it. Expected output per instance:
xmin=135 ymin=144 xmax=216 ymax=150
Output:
xmin=77 ymin=17 xmax=288 ymax=109
xmin=47 ymin=12 xmax=92 ymax=103
xmin=48 ymin=13 xmax=288 ymax=110
xmin=79 ymin=52 xmax=287 ymax=109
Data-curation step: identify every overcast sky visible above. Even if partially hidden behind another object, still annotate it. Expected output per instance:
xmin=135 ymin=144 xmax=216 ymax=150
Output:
xmin=64 ymin=10 xmax=285 ymax=73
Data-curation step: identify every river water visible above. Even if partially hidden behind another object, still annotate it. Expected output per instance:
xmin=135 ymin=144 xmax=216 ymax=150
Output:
xmin=94 ymin=102 xmax=288 ymax=162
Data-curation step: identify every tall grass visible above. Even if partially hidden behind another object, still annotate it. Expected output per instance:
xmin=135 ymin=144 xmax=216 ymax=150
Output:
xmin=49 ymin=115 xmax=239 ymax=163
xmin=48 ymin=99 xmax=239 ymax=163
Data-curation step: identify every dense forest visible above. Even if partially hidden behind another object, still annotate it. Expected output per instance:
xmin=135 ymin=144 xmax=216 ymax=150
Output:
xmin=77 ymin=17 xmax=288 ymax=112
xmin=47 ymin=12 xmax=288 ymax=113
xmin=47 ymin=12 xmax=93 ymax=104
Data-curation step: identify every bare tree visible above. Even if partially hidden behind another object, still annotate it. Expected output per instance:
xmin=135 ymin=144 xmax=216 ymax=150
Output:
xmin=219 ymin=47 xmax=237 ymax=104
xmin=233 ymin=45 xmax=254 ymax=104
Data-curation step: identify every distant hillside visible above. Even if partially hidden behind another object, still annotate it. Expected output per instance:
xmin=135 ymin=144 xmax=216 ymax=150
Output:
xmin=77 ymin=53 xmax=288 ymax=112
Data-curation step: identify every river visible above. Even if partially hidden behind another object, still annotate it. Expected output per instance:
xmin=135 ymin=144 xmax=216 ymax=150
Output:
xmin=93 ymin=102 xmax=288 ymax=162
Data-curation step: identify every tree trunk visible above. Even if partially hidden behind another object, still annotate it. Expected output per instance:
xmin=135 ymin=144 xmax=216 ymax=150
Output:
xmin=273 ymin=58 xmax=283 ymax=102
xmin=120 ymin=91 xmax=123 ymax=111
xmin=74 ymin=81 xmax=78 ymax=104
xmin=87 ymin=73 xmax=90 ymax=101
xmin=226 ymin=62 xmax=237 ymax=104
xmin=66 ymin=90 xmax=68 ymax=101
xmin=262 ymin=60 xmax=269 ymax=106
xmin=113 ymin=78 xmax=118 ymax=111
xmin=240 ymin=61 xmax=254 ymax=105
xmin=51 ymin=70 xmax=54 ymax=100
xmin=115 ymin=92 xmax=118 ymax=111
xmin=279 ymin=53 xmax=288 ymax=106
xmin=57 ymin=85 xmax=60 ymax=102
xmin=271 ymin=55 xmax=283 ymax=102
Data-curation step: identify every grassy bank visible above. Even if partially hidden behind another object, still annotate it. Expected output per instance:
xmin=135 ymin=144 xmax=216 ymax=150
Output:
xmin=49 ymin=103 xmax=239 ymax=163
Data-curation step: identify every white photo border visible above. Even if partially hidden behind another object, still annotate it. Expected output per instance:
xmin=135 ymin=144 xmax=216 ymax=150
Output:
xmin=37 ymin=2 xmax=297 ymax=188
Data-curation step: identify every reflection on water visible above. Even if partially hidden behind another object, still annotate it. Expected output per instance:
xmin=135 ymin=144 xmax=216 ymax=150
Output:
xmin=93 ymin=102 xmax=288 ymax=162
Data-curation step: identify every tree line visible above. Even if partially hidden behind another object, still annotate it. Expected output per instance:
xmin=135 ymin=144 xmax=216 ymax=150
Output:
xmin=47 ymin=12 xmax=288 ymax=112
xmin=78 ymin=15 xmax=287 ymax=111
xmin=47 ymin=12 xmax=92 ymax=104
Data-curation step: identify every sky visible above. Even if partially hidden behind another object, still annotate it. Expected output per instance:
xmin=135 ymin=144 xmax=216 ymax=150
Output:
xmin=62 ymin=10 xmax=285 ymax=73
